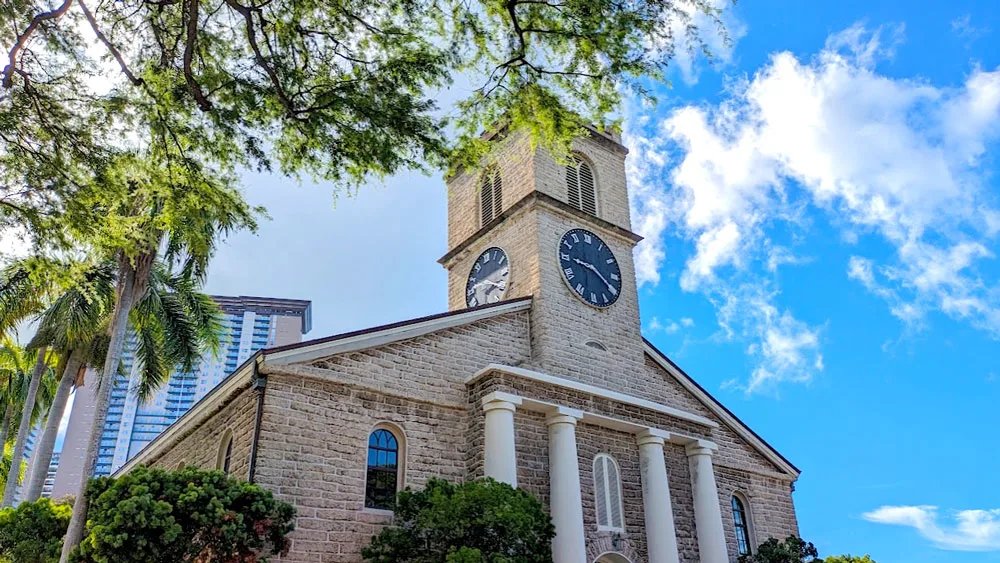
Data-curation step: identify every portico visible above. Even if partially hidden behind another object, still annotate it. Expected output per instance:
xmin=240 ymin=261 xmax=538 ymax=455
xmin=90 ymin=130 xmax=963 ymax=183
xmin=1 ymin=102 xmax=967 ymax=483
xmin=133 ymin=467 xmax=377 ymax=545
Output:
xmin=476 ymin=362 xmax=732 ymax=563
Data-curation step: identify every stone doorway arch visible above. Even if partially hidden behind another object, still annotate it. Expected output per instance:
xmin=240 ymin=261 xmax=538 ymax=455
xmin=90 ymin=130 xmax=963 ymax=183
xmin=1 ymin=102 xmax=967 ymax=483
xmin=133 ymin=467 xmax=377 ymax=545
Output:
xmin=594 ymin=551 xmax=633 ymax=563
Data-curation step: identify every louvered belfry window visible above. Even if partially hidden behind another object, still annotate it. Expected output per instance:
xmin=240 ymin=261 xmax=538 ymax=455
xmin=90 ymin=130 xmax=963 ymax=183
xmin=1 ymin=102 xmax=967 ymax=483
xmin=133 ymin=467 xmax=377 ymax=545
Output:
xmin=480 ymin=168 xmax=503 ymax=226
xmin=593 ymin=454 xmax=624 ymax=531
xmin=566 ymin=156 xmax=597 ymax=216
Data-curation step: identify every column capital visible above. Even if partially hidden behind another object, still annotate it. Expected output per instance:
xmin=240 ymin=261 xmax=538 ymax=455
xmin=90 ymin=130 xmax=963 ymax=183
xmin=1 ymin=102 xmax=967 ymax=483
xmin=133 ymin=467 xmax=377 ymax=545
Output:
xmin=635 ymin=428 xmax=669 ymax=447
xmin=482 ymin=391 xmax=522 ymax=413
xmin=685 ymin=439 xmax=718 ymax=457
xmin=546 ymin=406 xmax=584 ymax=426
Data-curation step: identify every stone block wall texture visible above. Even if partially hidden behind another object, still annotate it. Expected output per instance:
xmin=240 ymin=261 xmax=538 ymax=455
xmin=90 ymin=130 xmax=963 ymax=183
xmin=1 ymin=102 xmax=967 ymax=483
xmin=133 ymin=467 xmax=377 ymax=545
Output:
xmin=446 ymin=129 xmax=536 ymax=250
xmin=446 ymin=205 xmax=541 ymax=312
xmin=254 ymin=373 xmax=469 ymax=563
xmin=143 ymin=385 xmax=257 ymax=479
xmin=532 ymin=132 xmax=632 ymax=232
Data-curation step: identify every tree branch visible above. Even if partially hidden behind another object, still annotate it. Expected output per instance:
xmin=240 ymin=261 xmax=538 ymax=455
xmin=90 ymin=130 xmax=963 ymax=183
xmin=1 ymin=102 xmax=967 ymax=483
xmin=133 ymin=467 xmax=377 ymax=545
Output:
xmin=2 ymin=0 xmax=75 ymax=89
xmin=183 ymin=0 xmax=213 ymax=110
xmin=221 ymin=0 xmax=298 ymax=118
xmin=77 ymin=0 xmax=144 ymax=87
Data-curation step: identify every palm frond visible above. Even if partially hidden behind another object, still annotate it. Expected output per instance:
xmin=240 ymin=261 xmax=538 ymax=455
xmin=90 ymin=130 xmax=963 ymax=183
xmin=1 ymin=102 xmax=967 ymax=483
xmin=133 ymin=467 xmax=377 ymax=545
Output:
xmin=130 ymin=320 xmax=167 ymax=403
xmin=0 ymin=265 xmax=45 ymax=335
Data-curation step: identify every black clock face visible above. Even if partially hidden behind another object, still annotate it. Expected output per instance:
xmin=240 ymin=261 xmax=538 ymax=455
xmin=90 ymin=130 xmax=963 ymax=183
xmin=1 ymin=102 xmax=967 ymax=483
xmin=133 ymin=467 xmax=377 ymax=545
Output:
xmin=466 ymin=247 xmax=510 ymax=307
xmin=558 ymin=229 xmax=622 ymax=308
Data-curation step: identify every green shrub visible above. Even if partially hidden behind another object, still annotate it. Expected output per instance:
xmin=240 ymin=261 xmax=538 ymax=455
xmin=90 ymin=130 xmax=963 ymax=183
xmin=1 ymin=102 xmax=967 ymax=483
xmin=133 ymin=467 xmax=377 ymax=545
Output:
xmin=739 ymin=537 xmax=821 ymax=563
xmin=362 ymin=477 xmax=554 ymax=563
xmin=70 ymin=465 xmax=295 ymax=563
xmin=0 ymin=498 xmax=72 ymax=563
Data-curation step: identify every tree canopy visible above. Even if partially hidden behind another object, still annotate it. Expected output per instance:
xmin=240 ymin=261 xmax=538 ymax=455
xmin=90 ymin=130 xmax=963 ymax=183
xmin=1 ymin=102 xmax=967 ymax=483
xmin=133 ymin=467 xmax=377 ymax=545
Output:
xmin=2 ymin=0 xmax=728 ymax=249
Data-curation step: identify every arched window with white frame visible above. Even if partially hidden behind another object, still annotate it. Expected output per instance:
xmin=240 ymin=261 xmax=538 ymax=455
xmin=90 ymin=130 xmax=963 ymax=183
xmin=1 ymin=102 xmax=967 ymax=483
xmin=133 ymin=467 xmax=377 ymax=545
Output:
xmin=480 ymin=167 xmax=503 ymax=226
xmin=732 ymin=493 xmax=753 ymax=556
xmin=566 ymin=156 xmax=597 ymax=216
xmin=593 ymin=454 xmax=624 ymax=531
xmin=365 ymin=425 xmax=404 ymax=510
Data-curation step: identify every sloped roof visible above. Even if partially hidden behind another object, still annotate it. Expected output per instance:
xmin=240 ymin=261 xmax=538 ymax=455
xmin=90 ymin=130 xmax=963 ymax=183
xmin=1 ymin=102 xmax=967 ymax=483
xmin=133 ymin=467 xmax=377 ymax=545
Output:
xmin=643 ymin=338 xmax=800 ymax=477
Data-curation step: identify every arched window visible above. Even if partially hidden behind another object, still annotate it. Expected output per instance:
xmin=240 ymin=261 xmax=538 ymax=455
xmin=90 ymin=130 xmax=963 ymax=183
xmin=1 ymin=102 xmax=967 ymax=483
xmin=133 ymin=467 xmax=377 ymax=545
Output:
xmin=217 ymin=430 xmax=234 ymax=476
xmin=365 ymin=428 xmax=400 ymax=510
xmin=593 ymin=454 xmax=624 ymax=531
xmin=566 ymin=156 xmax=597 ymax=216
xmin=480 ymin=168 xmax=503 ymax=226
xmin=732 ymin=494 xmax=753 ymax=556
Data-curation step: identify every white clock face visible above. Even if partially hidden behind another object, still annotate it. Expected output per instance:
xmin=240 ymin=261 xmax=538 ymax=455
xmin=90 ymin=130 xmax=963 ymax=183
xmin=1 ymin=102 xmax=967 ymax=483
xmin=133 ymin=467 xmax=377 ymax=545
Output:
xmin=466 ymin=247 xmax=510 ymax=307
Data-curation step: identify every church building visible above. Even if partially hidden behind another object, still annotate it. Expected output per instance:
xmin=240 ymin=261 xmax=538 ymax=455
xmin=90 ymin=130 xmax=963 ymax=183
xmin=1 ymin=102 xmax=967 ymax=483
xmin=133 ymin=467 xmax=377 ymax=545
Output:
xmin=122 ymin=127 xmax=801 ymax=563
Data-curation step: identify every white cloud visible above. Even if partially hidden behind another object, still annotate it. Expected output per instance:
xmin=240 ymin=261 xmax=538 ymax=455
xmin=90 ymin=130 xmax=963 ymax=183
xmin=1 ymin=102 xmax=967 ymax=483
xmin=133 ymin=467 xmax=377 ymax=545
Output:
xmin=864 ymin=505 xmax=1000 ymax=551
xmin=951 ymin=14 xmax=990 ymax=45
xmin=713 ymin=283 xmax=824 ymax=394
xmin=680 ymin=317 xmax=695 ymax=327
xmin=645 ymin=316 xmax=685 ymax=334
xmin=626 ymin=23 xmax=1000 ymax=389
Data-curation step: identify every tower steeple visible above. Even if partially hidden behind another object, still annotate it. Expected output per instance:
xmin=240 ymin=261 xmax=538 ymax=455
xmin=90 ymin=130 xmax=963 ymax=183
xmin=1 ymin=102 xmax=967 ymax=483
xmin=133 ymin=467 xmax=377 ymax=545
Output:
xmin=439 ymin=127 xmax=647 ymax=390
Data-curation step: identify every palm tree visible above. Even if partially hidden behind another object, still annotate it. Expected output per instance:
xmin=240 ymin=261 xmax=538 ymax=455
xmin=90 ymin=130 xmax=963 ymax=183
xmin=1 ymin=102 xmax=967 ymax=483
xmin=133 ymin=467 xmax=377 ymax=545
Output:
xmin=0 ymin=265 xmax=46 ymax=452
xmin=0 ymin=442 xmax=22 ymax=493
xmin=0 ymin=338 xmax=57 ymax=505
xmin=17 ymin=262 xmax=116 ymax=503
xmin=20 ymin=260 xmax=222 ymax=503
xmin=58 ymin=149 xmax=258 ymax=561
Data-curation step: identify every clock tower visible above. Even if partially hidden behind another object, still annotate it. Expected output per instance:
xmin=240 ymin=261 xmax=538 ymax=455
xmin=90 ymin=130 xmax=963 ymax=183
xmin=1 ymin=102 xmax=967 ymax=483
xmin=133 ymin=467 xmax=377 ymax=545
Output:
xmin=439 ymin=126 xmax=647 ymax=394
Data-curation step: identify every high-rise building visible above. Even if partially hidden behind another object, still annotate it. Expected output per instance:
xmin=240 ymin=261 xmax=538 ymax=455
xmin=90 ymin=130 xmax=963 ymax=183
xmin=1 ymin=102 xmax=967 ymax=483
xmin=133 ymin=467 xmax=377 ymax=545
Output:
xmin=51 ymin=296 xmax=311 ymax=494
xmin=41 ymin=452 xmax=59 ymax=499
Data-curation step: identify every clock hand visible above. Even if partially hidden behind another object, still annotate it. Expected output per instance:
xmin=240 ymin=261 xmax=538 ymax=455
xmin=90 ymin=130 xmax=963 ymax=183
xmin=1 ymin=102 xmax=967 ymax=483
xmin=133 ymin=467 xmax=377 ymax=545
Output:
xmin=472 ymin=279 xmax=505 ymax=294
xmin=572 ymin=258 xmax=618 ymax=295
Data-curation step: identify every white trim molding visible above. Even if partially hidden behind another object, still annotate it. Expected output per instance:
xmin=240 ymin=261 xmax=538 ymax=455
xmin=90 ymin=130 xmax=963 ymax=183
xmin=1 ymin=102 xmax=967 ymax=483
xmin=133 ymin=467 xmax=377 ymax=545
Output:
xmin=643 ymin=342 xmax=800 ymax=478
xmin=467 ymin=363 xmax=718 ymax=429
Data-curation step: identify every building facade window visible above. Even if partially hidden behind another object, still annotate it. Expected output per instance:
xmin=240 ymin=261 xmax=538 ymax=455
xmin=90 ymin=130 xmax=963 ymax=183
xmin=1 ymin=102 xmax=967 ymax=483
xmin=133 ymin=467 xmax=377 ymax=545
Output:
xmin=480 ymin=168 xmax=503 ymax=226
xmin=732 ymin=494 xmax=752 ymax=556
xmin=593 ymin=454 xmax=624 ymax=531
xmin=566 ymin=156 xmax=597 ymax=216
xmin=365 ymin=428 xmax=401 ymax=510
xmin=217 ymin=430 xmax=234 ymax=476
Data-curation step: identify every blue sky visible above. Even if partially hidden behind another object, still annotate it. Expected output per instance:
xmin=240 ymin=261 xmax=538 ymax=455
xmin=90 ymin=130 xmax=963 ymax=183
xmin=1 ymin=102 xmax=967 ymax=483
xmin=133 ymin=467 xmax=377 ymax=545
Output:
xmin=199 ymin=2 xmax=1000 ymax=562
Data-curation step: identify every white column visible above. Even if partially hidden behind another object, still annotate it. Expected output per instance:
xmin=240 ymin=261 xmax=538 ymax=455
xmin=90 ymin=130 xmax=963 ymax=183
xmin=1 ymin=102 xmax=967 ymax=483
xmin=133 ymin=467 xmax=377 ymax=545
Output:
xmin=687 ymin=441 xmax=728 ymax=563
xmin=636 ymin=431 xmax=680 ymax=563
xmin=482 ymin=392 xmax=521 ymax=486
xmin=547 ymin=409 xmax=586 ymax=563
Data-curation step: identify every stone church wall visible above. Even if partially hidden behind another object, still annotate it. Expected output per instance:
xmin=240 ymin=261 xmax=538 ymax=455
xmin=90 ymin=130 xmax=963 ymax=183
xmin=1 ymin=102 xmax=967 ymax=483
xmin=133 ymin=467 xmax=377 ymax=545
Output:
xmin=252 ymin=311 xmax=532 ymax=562
xmin=142 ymin=385 xmax=257 ymax=478
xmin=446 ymin=129 xmax=537 ymax=250
xmin=715 ymin=467 xmax=800 ymax=559
xmin=532 ymin=131 xmax=632 ymax=233
xmin=253 ymin=373 xmax=469 ymax=562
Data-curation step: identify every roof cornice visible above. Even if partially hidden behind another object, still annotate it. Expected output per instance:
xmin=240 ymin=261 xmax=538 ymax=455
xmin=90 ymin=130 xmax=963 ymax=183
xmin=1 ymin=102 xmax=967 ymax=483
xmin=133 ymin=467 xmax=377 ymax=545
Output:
xmin=439 ymin=191 xmax=642 ymax=267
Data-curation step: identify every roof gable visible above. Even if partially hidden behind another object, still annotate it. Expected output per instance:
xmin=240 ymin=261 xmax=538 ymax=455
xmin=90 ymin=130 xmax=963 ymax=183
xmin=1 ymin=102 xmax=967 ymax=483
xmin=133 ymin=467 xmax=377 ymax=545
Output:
xmin=643 ymin=338 xmax=800 ymax=478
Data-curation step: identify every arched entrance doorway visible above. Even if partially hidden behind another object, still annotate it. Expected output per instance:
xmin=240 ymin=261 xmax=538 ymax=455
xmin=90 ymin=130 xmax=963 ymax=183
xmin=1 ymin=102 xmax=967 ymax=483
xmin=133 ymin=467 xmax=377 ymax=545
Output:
xmin=594 ymin=551 xmax=633 ymax=563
